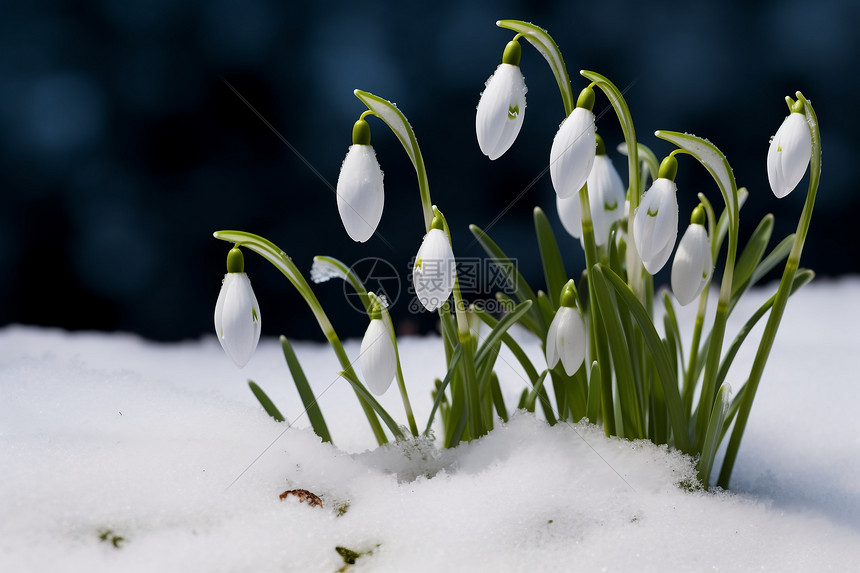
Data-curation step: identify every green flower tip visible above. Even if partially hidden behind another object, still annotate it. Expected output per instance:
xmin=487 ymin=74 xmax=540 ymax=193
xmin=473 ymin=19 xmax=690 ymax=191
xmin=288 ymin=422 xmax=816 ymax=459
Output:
xmin=502 ymin=39 xmax=522 ymax=66
xmin=690 ymin=204 xmax=706 ymax=226
xmin=576 ymin=86 xmax=595 ymax=111
xmin=226 ymin=246 xmax=244 ymax=273
xmin=352 ymin=119 xmax=371 ymax=146
xmin=595 ymin=133 xmax=606 ymax=156
xmin=559 ymin=280 xmax=578 ymax=308
xmin=429 ymin=214 xmax=444 ymax=231
xmin=789 ymin=98 xmax=804 ymax=114
xmin=658 ymin=155 xmax=678 ymax=181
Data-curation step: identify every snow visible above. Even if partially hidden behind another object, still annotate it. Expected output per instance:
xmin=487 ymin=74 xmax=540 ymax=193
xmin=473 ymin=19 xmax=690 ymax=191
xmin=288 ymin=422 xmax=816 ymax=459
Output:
xmin=2 ymin=277 xmax=860 ymax=572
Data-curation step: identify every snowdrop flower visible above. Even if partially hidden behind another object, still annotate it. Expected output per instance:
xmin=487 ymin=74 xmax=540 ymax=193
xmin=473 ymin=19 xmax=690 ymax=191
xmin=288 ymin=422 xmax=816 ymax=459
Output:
xmin=633 ymin=155 xmax=679 ymax=275
xmin=336 ymin=118 xmax=384 ymax=243
xmin=556 ymin=134 xmax=625 ymax=245
xmin=545 ymin=281 xmax=587 ymax=376
xmin=767 ymin=100 xmax=811 ymax=198
xmin=671 ymin=205 xmax=713 ymax=306
xmin=214 ymin=247 xmax=261 ymax=368
xmin=412 ymin=216 xmax=456 ymax=312
xmin=476 ymin=40 xmax=527 ymax=160
xmin=359 ymin=302 xmax=396 ymax=396
xmin=550 ymin=86 xmax=597 ymax=199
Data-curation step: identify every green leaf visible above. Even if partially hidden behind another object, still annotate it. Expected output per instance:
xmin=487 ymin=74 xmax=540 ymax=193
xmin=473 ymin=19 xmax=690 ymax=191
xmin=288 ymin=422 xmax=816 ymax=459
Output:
xmin=247 ymin=380 xmax=286 ymax=423
xmin=339 ymin=370 xmax=405 ymax=441
xmin=662 ymin=292 xmax=684 ymax=369
xmin=731 ymin=214 xmax=774 ymax=302
xmin=496 ymin=20 xmax=574 ymax=115
xmin=586 ymin=361 xmax=601 ymax=424
xmin=425 ymin=345 xmax=464 ymax=436
xmin=697 ymin=383 xmax=732 ymax=487
xmin=717 ymin=269 xmax=814 ymax=389
xmin=744 ymin=234 xmax=795 ymax=295
xmin=533 ymin=207 xmax=567 ymax=308
xmin=353 ymin=90 xmax=432 ymax=229
xmin=280 ymin=337 xmax=331 ymax=443
xmin=594 ymin=264 xmax=691 ymax=453
xmin=590 ymin=265 xmax=645 ymax=439
xmin=474 ymin=300 xmax=534 ymax=369
xmin=470 ymin=224 xmax=546 ymax=331
xmin=490 ymin=372 xmax=509 ymax=423
xmin=523 ymin=370 xmax=550 ymax=414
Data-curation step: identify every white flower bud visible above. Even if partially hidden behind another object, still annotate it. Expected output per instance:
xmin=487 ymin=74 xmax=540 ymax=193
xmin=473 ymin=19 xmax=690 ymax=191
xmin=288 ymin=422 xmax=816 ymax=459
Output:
xmin=336 ymin=144 xmax=384 ymax=243
xmin=549 ymin=107 xmax=596 ymax=199
xmin=633 ymin=178 xmax=679 ymax=274
xmin=671 ymin=223 xmax=713 ymax=305
xmin=214 ymin=273 xmax=261 ymax=368
xmin=767 ymin=111 xmax=811 ymax=198
xmin=545 ymin=305 xmax=587 ymax=376
xmin=359 ymin=318 xmax=396 ymax=395
xmin=476 ymin=63 xmax=527 ymax=160
xmin=412 ymin=228 xmax=456 ymax=312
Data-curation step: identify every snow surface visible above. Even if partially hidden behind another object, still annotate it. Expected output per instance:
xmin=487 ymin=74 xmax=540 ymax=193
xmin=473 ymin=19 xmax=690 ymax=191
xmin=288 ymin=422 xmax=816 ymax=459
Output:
xmin=2 ymin=278 xmax=860 ymax=572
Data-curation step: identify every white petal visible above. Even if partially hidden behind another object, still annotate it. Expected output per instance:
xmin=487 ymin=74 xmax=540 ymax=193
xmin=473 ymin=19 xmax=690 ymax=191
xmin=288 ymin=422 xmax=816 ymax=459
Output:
xmin=671 ymin=225 xmax=713 ymax=305
xmin=587 ymin=154 xmax=626 ymax=246
xmin=549 ymin=108 xmax=596 ymax=199
xmin=556 ymin=191 xmax=583 ymax=239
xmin=412 ymin=228 xmax=456 ymax=311
xmin=633 ymin=178 xmax=678 ymax=274
xmin=555 ymin=307 xmax=587 ymax=376
xmin=767 ymin=112 xmax=811 ymax=198
xmin=545 ymin=309 xmax=561 ymax=368
xmin=214 ymin=273 xmax=261 ymax=368
xmin=336 ymin=145 xmax=385 ymax=242
xmin=476 ymin=64 xmax=527 ymax=160
xmin=359 ymin=319 xmax=396 ymax=395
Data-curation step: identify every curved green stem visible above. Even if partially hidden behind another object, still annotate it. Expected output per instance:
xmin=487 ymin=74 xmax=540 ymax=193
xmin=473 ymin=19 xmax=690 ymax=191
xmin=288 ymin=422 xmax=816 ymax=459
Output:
xmin=496 ymin=20 xmax=574 ymax=115
xmin=581 ymin=70 xmax=644 ymax=301
xmin=213 ymin=230 xmax=388 ymax=445
xmin=718 ymin=92 xmax=821 ymax=488
xmin=353 ymin=90 xmax=433 ymax=231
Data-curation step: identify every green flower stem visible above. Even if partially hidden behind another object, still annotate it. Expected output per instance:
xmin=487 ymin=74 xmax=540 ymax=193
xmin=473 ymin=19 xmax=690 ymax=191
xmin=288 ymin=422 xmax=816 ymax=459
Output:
xmin=718 ymin=92 xmax=821 ymax=489
xmin=654 ymin=131 xmax=740 ymax=451
xmin=353 ymin=90 xmax=433 ymax=231
xmin=581 ymin=70 xmax=644 ymax=301
xmin=579 ymin=186 xmax=615 ymax=436
xmin=213 ymin=230 xmax=388 ymax=445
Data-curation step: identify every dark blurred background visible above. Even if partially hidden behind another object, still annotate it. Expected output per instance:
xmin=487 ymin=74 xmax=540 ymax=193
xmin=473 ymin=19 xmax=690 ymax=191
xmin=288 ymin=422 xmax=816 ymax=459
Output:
xmin=2 ymin=0 xmax=857 ymax=342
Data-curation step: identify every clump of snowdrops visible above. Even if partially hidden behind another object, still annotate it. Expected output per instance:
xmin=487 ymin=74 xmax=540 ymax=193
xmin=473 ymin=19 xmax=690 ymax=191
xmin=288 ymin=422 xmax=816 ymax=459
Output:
xmin=212 ymin=20 xmax=821 ymax=489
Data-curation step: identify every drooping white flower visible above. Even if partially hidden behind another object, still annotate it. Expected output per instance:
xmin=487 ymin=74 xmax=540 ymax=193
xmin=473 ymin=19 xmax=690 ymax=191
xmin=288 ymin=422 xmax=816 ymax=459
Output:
xmin=359 ymin=315 xmax=396 ymax=396
xmin=476 ymin=40 xmax=527 ymax=160
xmin=214 ymin=248 xmax=261 ymax=368
xmin=671 ymin=210 xmax=713 ymax=306
xmin=633 ymin=177 xmax=679 ymax=275
xmin=549 ymin=88 xmax=597 ymax=199
xmin=336 ymin=136 xmax=384 ymax=243
xmin=767 ymin=110 xmax=811 ymax=198
xmin=556 ymin=151 xmax=626 ymax=245
xmin=545 ymin=281 xmax=587 ymax=376
xmin=412 ymin=225 xmax=456 ymax=312
xmin=476 ymin=67 xmax=527 ymax=160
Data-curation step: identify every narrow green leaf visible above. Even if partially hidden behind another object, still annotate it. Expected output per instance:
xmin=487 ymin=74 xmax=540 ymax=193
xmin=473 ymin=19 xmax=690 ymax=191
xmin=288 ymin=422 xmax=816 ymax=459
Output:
xmin=339 ymin=370 xmax=405 ymax=441
xmin=490 ymin=372 xmax=509 ymax=423
xmin=697 ymin=383 xmax=732 ymax=487
xmin=248 ymin=380 xmax=286 ymax=423
xmin=470 ymin=224 xmax=546 ymax=331
xmin=474 ymin=300 xmax=534 ymax=369
xmin=590 ymin=265 xmax=645 ymax=439
xmin=280 ymin=337 xmax=331 ymax=443
xmin=533 ymin=207 xmax=567 ymax=308
xmin=717 ymin=269 xmax=814 ymax=389
xmin=523 ymin=370 xmax=550 ymax=414
xmin=662 ymin=292 xmax=685 ymax=369
xmin=496 ymin=20 xmax=574 ymax=115
xmin=586 ymin=361 xmax=601 ymax=424
xmin=731 ymin=214 xmax=774 ymax=301
xmin=424 ymin=345 xmax=463 ymax=436
xmin=745 ymin=234 xmax=795 ymax=294
xmin=595 ymin=264 xmax=691 ymax=453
